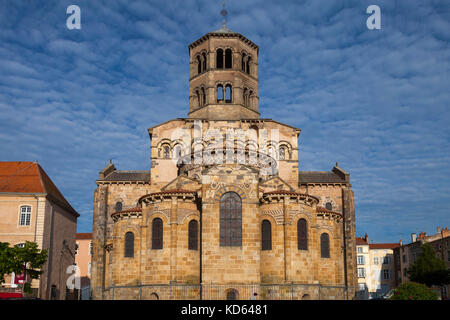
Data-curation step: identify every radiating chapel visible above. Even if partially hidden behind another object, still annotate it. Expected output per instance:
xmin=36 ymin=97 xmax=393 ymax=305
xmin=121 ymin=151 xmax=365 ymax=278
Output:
xmin=91 ymin=18 xmax=357 ymax=300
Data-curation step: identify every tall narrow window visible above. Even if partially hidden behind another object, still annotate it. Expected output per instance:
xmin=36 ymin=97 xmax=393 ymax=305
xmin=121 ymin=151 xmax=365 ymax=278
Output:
xmin=246 ymin=57 xmax=251 ymax=74
xmin=163 ymin=146 xmax=170 ymax=159
xmin=261 ymin=220 xmax=272 ymax=250
xmin=243 ymin=88 xmax=248 ymax=107
xmin=297 ymin=219 xmax=308 ymax=250
xmin=241 ymin=53 xmax=246 ymax=72
xmin=124 ymin=232 xmax=134 ymax=258
xmin=196 ymin=89 xmax=201 ymax=108
xmin=225 ymin=49 xmax=232 ymax=68
xmin=115 ymin=201 xmax=122 ymax=212
xmin=220 ymin=192 xmax=242 ymax=247
xmin=152 ymin=218 xmax=163 ymax=249
xmin=216 ymin=49 xmax=224 ymax=69
xmin=202 ymin=52 xmax=207 ymax=71
xmin=19 ymin=206 xmax=31 ymax=226
xmin=225 ymin=85 xmax=232 ymax=103
xmin=197 ymin=55 xmax=202 ymax=74
xmin=201 ymin=87 xmax=206 ymax=106
xmin=279 ymin=146 xmax=286 ymax=160
xmin=188 ymin=220 xmax=198 ymax=250
xmin=217 ymin=85 xmax=224 ymax=102
xmin=321 ymin=233 xmax=330 ymax=258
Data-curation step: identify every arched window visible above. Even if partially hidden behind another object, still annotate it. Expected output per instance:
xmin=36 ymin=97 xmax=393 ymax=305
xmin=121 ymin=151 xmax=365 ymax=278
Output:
xmin=19 ymin=205 xmax=31 ymax=226
xmin=225 ymin=85 xmax=232 ymax=103
xmin=297 ymin=219 xmax=308 ymax=250
xmin=246 ymin=57 xmax=251 ymax=75
xmin=248 ymin=90 xmax=253 ymax=108
xmin=188 ymin=220 xmax=198 ymax=250
xmin=321 ymin=233 xmax=330 ymax=258
xmin=217 ymin=84 xmax=224 ymax=102
xmin=202 ymin=52 xmax=207 ymax=71
xmin=325 ymin=202 xmax=333 ymax=211
xmin=226 ymin=289 xmax=237 ymax=300
xmin=197 ymin=55 xmax=201 ymax=74
xmin=152 ymin=218 xmax=163 ymax=249
xmin=241 ymin=53 xmax=246 ymax=72
xmin=115 ymin=201 xmax=122 ymax=212
xmin=243 ymin=88 xmax=248 ymax=107
xmin=162 ymin=145 xmax=170 ymax=159
xmin=220 ymin=192 xmax=242 ymax=247
xmin=279 ymin=146 xmax=286 ymax=160
xmin=261 ymin=220 xmax=272 ymax=251
xmin=225 ymin=49 xmax=232 ymax=68
xmin=216 ymin=49 xmax=224 ymax=69
xmin=201 ymin=87 xmax=206 ymax=106
xmin=124 ymin=232 xmax=134 ymax=258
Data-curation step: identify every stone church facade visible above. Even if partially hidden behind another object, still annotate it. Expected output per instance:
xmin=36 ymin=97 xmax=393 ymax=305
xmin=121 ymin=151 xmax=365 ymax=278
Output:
xmin=91 ymin=26 xmax=357 ymax=300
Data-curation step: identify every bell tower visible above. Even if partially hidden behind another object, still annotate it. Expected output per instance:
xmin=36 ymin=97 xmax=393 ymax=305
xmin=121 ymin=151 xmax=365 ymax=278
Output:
xmin=187 ymin=8 xmax=260 ymax=120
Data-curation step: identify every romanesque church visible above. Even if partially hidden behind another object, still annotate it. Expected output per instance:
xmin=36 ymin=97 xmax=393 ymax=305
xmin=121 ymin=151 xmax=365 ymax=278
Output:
xmin=91 ymin=22 xmax=357 ymax=300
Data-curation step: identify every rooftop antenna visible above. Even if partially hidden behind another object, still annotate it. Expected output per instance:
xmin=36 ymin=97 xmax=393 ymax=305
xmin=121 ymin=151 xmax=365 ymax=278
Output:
xmin=221 ymin=1 xmax=228 ymax=29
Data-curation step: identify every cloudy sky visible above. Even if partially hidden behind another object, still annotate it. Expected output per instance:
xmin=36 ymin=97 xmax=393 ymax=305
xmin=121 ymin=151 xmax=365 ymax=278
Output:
xmin=0 ymin=0 xmax=449 ymax=243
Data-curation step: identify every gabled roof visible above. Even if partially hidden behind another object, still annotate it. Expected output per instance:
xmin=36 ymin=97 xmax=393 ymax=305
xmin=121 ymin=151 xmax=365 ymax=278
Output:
xmin=0 ymin=161 xmax=79 ymax=217
xmin=299 ymin=164 xmax=350 ymax=185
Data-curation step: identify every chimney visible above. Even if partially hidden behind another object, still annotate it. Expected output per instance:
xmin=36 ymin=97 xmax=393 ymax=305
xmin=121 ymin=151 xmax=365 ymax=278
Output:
xmin=400 ymin=240 xmax=403 ymax=246
xmin=411 ymin=233 xmax=417 ymax=242
xmin=364 ymin=234 xmax=369 ymax=244
xmin=437 ymin=227 xmax=441 ymax=234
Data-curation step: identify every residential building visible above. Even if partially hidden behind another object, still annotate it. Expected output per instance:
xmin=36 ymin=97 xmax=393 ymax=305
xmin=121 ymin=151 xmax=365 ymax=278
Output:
xmin=393 ymin=227 xmax=450 ymax=299
xmin=0 ymin=161 xmax=79 ymax=299
xmin=75 ymin=233 xmax=92 ymax=299
xmin=356 ymin=234 xmax=399 ymax=299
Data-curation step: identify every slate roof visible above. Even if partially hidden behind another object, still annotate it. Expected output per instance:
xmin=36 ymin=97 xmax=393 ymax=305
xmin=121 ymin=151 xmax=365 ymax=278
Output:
xmin=102 ymin=171 xmax=150 ymax=182
xmin=0 ymin=161 xmax=79 ymax=217
xmin=298 ymin=171 xmax=347 ymax=184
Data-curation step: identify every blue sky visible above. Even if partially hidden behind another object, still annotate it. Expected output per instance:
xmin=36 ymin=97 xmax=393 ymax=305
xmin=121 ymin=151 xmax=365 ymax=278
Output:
xmin=0 ymin=0 xmax=449 ymax=244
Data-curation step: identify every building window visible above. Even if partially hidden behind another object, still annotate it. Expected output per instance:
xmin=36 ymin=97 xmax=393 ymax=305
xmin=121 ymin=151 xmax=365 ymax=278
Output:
xmin=241 ymin=53 xmax=246 ymax=72
xmin=279 ymin=146 xmax=286 ymax=160
xmin=197 ymin=55 xmax=202 ymax=74
xmin=115 ymin=201 xmax=122 ymax=212
xmin=217 ymin=84 xmax=224 ymax=102
xmin=202 ymin=52 xmax=207 ymax=72
xmin=357 ymin=247 xmax=363 ymax=253
xmin=357 ymin=255 xmax=365 ymax=265
xmin=246 ymin=57 xmax=251 ymax=75
xmin=383 ymin=256 xmax=391 ymax=265
xmin=403 ymin=268 xmax=408 ymax=276
xmin=325 ymin=202 xmax=333 ymax=210
xmin=216 ymin=49 xmax=224 ymax=69
xmin=383 ymin=269 xmax=391 ymax=280
xmin=261 ymin=220 xmax=272 ymax=251
xmin=320 ymin=233 xmax=330 ymax=258
xmin=402 ymin=255 xmax=406 ymax=263
xmin=447 ymin=250 xmax=450 ymax=262
xmin=152 ymin=218 xmax=163 ymax=249
xmin=297 ymin=219 xmax=308 ymax=250
xmin=374 ymin=257 xmax=379 ymax=265
xmin=19 ymin=205 xmax=31 ymax=226
xmin=220 ymin=192 xmax=242 ymax=247
xmin=358 ymin=283 xmax=366 ymax=291
xmin=163 ymin=146 xmax=170 ymax=159
xmin=225 ymin=84 xmax=232 ymax=103
xmin=89 ymin=242 xmax=93 ymax=255
xmin=88 ymin=262 xmax=91 ymax=276
xmin=225 ymin=49 xmax=232 ymax=69
xmin=357 ymin=268 xmax=365 ymax=278
xmin=188 ymin=220 xmax=198 ymax=251
xmin=124 ymin=232 xmax=134 ymax=258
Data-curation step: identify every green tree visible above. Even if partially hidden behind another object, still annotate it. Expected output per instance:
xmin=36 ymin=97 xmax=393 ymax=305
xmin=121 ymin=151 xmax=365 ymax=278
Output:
xmin=408 ymin=243 xmax=449 ymax=287
xmin=390 ymin=282 xmax=438 ymax=300
xmin=0 ymin=241 xmax=48 ymax=294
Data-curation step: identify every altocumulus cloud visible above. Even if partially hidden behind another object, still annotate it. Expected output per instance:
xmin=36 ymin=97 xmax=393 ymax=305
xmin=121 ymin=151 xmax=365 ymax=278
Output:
xmin=0 ymin=0 xmax=449 ymax=243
